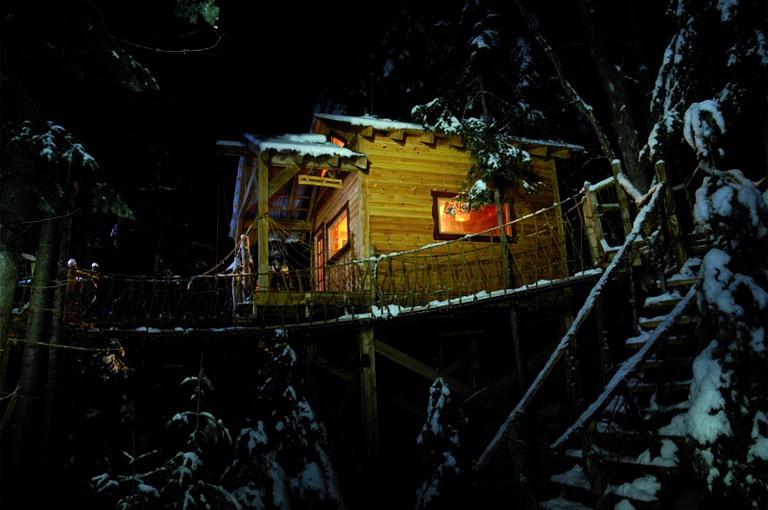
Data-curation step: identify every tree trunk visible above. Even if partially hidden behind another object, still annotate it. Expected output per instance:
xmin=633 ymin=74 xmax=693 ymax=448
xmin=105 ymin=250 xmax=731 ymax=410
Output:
xmin=0 ymin=138 xmax=38 ymax=403
xmin=39 ymin=201 xmax=74 ymax=481
xmin=0 ymin=251 xmax=21 ymax=393
xmin=495 ymin=190 xmax=513 ymax=288
xmin=576 ymin=0 xmax=649 ymax=193
xmin=3 ymin=211 xmax=62 ymax=500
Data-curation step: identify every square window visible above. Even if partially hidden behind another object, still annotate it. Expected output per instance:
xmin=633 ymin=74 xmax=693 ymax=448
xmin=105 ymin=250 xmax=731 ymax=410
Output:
xmin=432 ymin=191 xmax=513 ymax=241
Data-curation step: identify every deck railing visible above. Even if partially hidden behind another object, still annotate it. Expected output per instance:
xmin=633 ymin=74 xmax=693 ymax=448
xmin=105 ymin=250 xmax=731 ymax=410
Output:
xmin=55 ymin=184 xmax=624 ymax=331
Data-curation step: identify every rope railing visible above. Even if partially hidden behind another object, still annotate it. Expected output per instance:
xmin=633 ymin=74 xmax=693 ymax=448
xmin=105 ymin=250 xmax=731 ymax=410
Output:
xmin=473 ymin=182 xmax=665 ymax=470
xmin=372 ymin=193 xmax=594 ymax=311
xmin=59 ymin=188 xmax=606 ymax=330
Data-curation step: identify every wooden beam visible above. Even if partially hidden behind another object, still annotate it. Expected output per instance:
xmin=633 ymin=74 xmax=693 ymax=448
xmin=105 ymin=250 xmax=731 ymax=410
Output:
xmin=550 ymin=148 xmax=572 ymax=159
xmin=215 ymin=140 xmax=249 ymax=156
xmin=374 ymin=340 xmax=473 ymax=397
xmin=374 ymin=340 xmax=510 ymax=416
xmin=462 ymin=371 xmax=519 ymax=410
xmin=268 ymin=165 xmax=301 ymax=197
xmin=359 ymin=327 xmax=378 ymax=468
xmin=276 ymin=220 xmax=311 ymax=232
xmin=315 ymin=355 xmax=354 ymax=382
xmin=257 ymin=159 xmax=270 ymax=290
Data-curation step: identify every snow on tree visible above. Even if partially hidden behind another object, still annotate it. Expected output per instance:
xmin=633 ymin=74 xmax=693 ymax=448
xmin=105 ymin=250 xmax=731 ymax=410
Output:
xmin=687 ymin=167 xmax=768 ymax=508
xmin=406 ymin=0 xmax=547 ymax=202
xmin=221 ymin=331 xmax=347 ymax=510
xmin=91 ymin=367 xmax=239 ymax=509
xmin=642 ymin=0 xmax=767 ymax=168
xmin=414 ymin=377 xmax=468 ymax=510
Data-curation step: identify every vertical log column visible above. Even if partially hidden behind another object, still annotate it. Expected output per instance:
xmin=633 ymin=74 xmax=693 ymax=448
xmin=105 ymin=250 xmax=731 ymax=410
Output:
xmin=358 ymin=327 xmax=378 ymax=468
xmin=655 ymin=160 xmax=687 ymax=270
xmin=257 ymin=157 xmax=270 ymax=290
xmin=561 ymin=306 xmax=583 ymax=416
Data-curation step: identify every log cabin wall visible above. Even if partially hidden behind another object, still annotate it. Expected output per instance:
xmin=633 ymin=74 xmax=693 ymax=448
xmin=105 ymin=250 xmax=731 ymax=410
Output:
xmin=312 ymin=116 xmax=569 ymax=298
xmin=310 ymin=169 xmax=364 ymax=292
xmin=505 ymin=154 xmax=569 ymax=284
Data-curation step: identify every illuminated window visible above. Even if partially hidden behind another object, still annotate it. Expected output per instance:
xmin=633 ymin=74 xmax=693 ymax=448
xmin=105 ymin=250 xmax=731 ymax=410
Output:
xmin=328 ymin=205 xmax=350 ymax=259
xmin=432 ymin=191 xmax=513 ymax=241
xmin=330 ymin=133 xmax=347 ymax=147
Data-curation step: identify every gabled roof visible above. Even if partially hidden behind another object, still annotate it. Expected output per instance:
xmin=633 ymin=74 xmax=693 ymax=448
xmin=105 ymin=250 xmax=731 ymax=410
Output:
xmin=313 ymin=113 xmax=423 ymax=132
xmin=216 ymin=132 xmax=368 ymax=173
xmin=312 ymin=113 xmax=585 ymax=158
xmin=243 ymin=133 xmax=364 ymax=159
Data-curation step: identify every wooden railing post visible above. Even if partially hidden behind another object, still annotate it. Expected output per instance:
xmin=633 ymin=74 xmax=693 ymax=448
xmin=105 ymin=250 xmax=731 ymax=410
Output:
xmin=581 ymin=182 xmax=604 ymax=266
xmin=655 ymin=160 xmax=688 ymax=271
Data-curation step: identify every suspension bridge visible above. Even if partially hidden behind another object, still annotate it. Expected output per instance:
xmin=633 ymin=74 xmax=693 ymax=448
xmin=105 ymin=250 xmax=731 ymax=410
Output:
xmin=55 ymin=176 xmax=647 ymax=333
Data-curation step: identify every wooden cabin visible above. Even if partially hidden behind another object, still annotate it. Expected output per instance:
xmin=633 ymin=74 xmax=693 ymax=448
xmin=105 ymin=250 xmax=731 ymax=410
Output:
xmin=217 ymin=113 xmax=580 ymax=313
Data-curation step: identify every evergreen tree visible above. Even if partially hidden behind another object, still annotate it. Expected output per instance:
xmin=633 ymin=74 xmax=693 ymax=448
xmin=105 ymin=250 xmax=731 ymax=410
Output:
xmin=414 ymin=377 xmax=468 ymax=510
xmin=641 ymin=0 xmax=768 ymax=178
xmin=91 ymin=366 xmax=238 ymax=509
xmin=221 ymin=331 xmax=347 ymax=509
xmin=690 ymin=168 xmax=768 ymax=509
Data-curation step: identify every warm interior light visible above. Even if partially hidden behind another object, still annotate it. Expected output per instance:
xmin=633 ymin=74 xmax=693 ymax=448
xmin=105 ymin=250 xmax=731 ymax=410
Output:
xmin=454 ymin=205 xmax=469 ymax=222
xmin=329 ymin=211 xmax=349 ymax=256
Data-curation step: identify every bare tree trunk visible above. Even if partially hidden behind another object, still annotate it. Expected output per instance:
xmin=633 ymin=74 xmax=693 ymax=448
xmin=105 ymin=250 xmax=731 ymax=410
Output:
xmin=512 ymin=0 xmax=635 ymax=239
xmin=0 ymin=251 xmax=20 ymax=392
xmin=40 ymin=193 xmax=74 ymax=482
xmin=495 ymin=190 xmax=513 ymax=288
xmin=575 ymin=0 xmax=649 ymax=192
xmin=3 ymin=211 xmax=62 ymax=502
xmin=0 ymin=142 xmax=38 ymax=403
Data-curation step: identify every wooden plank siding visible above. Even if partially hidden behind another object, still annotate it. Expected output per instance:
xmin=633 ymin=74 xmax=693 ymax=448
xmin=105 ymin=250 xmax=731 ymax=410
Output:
xmin=215 ymin=115 xmax=574 ymax=308
xmin=308 ymin=118 xmax=570 ymax=305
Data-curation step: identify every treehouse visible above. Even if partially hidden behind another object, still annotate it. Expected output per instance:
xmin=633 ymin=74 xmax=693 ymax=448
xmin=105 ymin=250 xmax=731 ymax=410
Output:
xmin=217 ymin=113 xmax=581 ymax=316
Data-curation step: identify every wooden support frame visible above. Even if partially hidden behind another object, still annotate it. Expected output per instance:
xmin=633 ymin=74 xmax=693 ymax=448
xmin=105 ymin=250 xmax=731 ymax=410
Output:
xmin=358 ymin=327 xmax=378 ymax=468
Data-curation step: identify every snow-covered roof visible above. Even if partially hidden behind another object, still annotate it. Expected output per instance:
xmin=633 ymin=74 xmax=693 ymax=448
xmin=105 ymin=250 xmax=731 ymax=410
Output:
xmin=243 ymin=133 xmax=365 ymax=159
xmin=313 ymin=113 xmax=424 ymax=132
xmin=313 ymin=113 xmax=584 ymax=152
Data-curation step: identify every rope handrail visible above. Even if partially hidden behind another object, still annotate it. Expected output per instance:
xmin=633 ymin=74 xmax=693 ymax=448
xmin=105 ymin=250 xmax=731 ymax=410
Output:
xmin=473 ymin=182 xmax=664 ymax=470
xmin=56 ymin=184 xmax=608 ymax=330
xmin=549 ymin=282 xmax=698 ymax=449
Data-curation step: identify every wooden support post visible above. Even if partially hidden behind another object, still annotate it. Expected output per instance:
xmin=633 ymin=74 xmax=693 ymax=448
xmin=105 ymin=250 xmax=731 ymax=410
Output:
xmin=305 ymin=341 xmax=318 ymax=404
xmin=560 ymin=306 xmax=582 ymax=416
xmin=594 ymin=297 xmax=612 ymax=386
xmin=582 ymin=421 xmax=610 ymax=510
xmin=582 ymin=182 xmax=604 ymax=266
xmin=358 ymin=327 xmax=378 ymax=469
xmin=610 ymin=160 xmax=634 ymax=239
xmin=257 ymin=157 xmax=270 ymax=290
xmin=495 ymin=190 xmax=513 ymax=288
xmin=468 ymin=338 xmax=480 ymax=390
xmin=509 ymin=306 xmax=525 ymax=397
xmin=655 ymin=160 xmax=688 ymax=271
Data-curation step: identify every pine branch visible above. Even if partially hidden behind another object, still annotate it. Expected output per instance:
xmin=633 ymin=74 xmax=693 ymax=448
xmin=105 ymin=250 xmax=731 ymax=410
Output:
xmin=512 ymin=0 xmax=616 ymax=162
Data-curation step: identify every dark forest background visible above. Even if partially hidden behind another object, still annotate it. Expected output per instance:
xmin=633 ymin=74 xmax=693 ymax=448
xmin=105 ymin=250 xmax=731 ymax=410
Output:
xmin=1 ymin=0 xmax=766 ymax=508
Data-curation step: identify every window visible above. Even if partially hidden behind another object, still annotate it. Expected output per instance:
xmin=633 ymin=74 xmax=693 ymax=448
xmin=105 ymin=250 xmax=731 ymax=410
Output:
xmin=432 ymin=191 xmax=513 ymax=241
xmin=328 ymin=205 xmax=350 ymax=259
xmin=330 ymin=133 xmax=348 ymax=148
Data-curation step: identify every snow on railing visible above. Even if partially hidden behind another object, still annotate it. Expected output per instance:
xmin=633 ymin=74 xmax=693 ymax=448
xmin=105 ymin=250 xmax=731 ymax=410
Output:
xmin=549 ymin=283 xmax=697 ymax=449
xmin=474 ymin=182 xmax=665 ymax=470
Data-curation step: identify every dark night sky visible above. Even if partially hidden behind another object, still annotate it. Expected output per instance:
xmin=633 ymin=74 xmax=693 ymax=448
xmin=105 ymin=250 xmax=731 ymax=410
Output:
xmin=54 ymin=1 xmax=398 ymax=274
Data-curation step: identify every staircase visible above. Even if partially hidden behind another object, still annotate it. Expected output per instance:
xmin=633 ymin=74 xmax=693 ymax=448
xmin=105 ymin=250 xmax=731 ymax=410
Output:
xmin=538 ymin=255 xmax=706 ymax=510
